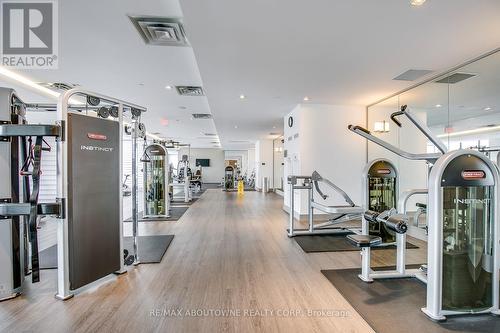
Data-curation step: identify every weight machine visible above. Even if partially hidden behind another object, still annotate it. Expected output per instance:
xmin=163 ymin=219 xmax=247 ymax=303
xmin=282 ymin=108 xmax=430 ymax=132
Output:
xmin=172 ymin=154 xmax=192 ymax=203
xmin=0 ymin=87 xmax=146 ymax=301
xmin=141 ymin=143 xmax=170 ymax=219
xmin=348 ymin=105 xmax=500 ymax=321
xmin=287 ymin=158 xmax=398 ymax=241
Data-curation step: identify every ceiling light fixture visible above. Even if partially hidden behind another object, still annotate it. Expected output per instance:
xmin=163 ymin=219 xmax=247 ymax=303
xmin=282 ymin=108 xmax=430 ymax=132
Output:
xmin=437 ymin=125 xmax=500 ymax=138
xmin=435 ymin=104 xmax=442 ymax=108
xmin=303 ymin=96 xmax=310 ymax=101
xmin=165 ymin=85 xmax=173 ymax=90
xmin=374 ymin=121 xmax=390 ymax=133
xmin=484 ymin=107 xmax=492 ymax=111
xmin=0 ymin=66 xmax=60 ymax=98
xmin=239 ymin=94 xmax=246 ymax=99
xmin=410 ymin=0 xmax=426 ymax=6
xmin=234 ymin=125 xmax=238 ymax=129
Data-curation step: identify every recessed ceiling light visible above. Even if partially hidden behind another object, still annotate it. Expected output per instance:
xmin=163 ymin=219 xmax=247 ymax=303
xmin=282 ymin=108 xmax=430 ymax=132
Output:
xmin=239 ymin=94 xmax=246 ymax=99
xmin=303 ymin=96 xmax=310 ymax=101
xmin=273 ymin=126 xmax=276 ymax=129
xmin=165 ymin=85 xmax=173 ymax=90
xmin=484 ymin=107 xmax=492 ymax=111
xmin=234 ymin=125 xmax=238 ymax=129
xmin=435 ymin=104 xmax=442 ymax=108
xmin=410 ymin=0 xmax=426 ymax=6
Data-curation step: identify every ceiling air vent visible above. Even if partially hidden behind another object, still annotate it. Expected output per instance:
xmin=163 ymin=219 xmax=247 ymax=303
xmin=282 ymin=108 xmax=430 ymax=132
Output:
xmin=177 ymin=86 xmax=204 ymax=96
xmin=192 ymin=113 xmax=212 ymax=119
xmin=129 ymin=16 xmax=189 ymax=47
xmin=203 ymin=133 xmax=217 ymax=136
xmin=393 ymin=69 xmax=433 ymax=81
xmin=435 ymin=72 xmax=476 ymax=84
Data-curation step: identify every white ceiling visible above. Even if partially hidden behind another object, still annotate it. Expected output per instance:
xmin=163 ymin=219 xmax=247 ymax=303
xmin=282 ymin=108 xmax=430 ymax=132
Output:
xmin=0 ymin=0 xmax=221 ymax=148
xmin=1 ymin=0 xmax=500 ymax=150
xmin=181 ymin=0 xmax=500 ymax=149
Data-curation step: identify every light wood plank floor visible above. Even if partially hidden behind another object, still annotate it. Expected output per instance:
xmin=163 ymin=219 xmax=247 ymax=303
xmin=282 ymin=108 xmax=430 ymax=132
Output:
xmin=0 ymin=190 xmax=427 ymax=333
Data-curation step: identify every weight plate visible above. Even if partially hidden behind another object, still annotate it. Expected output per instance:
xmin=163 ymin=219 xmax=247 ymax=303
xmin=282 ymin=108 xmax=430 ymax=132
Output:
xmin=97 ymin=106 xmax=109 ymax=119
xmin=109 ymin=106 xmax=119 ymax=118
xmin=87 ymin=95 xmax=100 ymax=106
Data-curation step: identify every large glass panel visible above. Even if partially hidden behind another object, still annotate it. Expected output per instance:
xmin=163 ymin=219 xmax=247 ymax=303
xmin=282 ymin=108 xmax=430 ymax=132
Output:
xmin=442 ymin=186 xmax=493 ymax=312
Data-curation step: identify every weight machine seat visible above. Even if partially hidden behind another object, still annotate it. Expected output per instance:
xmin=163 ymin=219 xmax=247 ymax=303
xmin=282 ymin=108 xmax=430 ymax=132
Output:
xmin=347 ymin=235 xmax=382 ymax=248
xmin=311 ymin=202 xmax=364 ymax=214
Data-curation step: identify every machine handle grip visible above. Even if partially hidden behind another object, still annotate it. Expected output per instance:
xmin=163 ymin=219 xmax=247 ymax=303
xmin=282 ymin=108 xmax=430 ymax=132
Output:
xmin=348 ymin=125 xmax=371 ymax=135
xmin=389 ymin=105 xmax=407 ymax=128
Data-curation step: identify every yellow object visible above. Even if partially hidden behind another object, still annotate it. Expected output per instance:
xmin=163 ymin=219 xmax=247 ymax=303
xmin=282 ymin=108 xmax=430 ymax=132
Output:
xmin=237 ymin=180 xmax=244 ymax=194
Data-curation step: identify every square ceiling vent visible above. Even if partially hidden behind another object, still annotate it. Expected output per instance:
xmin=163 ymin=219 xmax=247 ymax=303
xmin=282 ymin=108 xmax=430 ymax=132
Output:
xmin=129 ymin=16 xmax=189 ymax=47
xmin=435 ymin=72 xmax=476 ymax=84
xmin=393 ymin=69 xmax=433 ymax=81
xmin=192 ymin=113 xmax=212 ymax=119
xmin=177 ymin=86 xmax=204 ymax=96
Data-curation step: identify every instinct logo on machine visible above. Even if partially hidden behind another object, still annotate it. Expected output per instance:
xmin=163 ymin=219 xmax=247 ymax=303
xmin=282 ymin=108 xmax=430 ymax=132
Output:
xmin=0 ymin=0 xmax=59 ymax=69
xmin=80 ymin=145 xmax=114 ymax=152
xmin=87 ymin=133 xmax=107 ymax=141
xmin=461 ymin=170 xmax=486 ymax=180
xmin=376 ymin=169 xmax=391 ymax=175
xmin=454 ymin=198 xmax=490 ymax=205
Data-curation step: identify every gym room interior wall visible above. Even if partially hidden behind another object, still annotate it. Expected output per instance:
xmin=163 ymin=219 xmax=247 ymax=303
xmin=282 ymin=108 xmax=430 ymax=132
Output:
xmin=255 ymin=139 xmax=274 ymax=190
xmin=178 ymin=148 xmax=225 ymax=183
xmin=367 ymin=101 xmax=428 ymax=209
xmin=247 ymin=148 xmax=256 ymax=176
xmin=284 ymin=104 xmax=366 ymax=218
xmin=273 ymin=138 xmax=284 ymax=191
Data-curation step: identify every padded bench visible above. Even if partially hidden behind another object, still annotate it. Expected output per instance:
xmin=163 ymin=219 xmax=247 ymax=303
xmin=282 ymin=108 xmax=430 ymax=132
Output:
xmin=347 ymin=234 xmax=382 ymax=248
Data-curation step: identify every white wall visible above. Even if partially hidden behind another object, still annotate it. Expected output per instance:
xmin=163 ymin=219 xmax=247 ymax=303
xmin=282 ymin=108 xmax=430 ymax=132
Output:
xmin=284 ymin=104 xmax=366 ymax=217
xmin=255 ymin=139 xmax=274 ymax=189
xmin=179 ymin=148 xmax=225 ymax=183
xmin=273 ymin=138 xmax=284 ymax=190
xmin=247 ymin=148 xmax=256 ymax=176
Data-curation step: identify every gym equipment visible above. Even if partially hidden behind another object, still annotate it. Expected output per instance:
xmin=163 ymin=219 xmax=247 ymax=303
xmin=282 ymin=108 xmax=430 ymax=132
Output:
xmin=142 ymin=143 xmax=170 ymax=219
xmin=287 ymin=174 xmax=363 ymax=237
xmin=224 ymin=166 xmax=235 ymax=190
xmin=287 ymin=158 xmax=398 ymax=240
xmin=0 ymin=88 xmax=61 ymax=300
xmin=122 ymin=174 xmax=131 ymax=197
xmin=362 ymin=159 xmax=398 ymax=243
xmin=172 ymin=154 xmax=193 ymax=203
xmin=424 ymin=150 xmax=500 ymax=320
xmin=1 ymin=87 xmax=146 ymax=301
xmin=349 ymin=105 xmax=500 ymax=321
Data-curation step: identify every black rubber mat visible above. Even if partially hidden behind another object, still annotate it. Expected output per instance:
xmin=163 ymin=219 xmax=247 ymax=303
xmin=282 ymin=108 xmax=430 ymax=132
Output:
xmin=123 ymin=235 xmax=174 ymax=264
xmin=40 ymin=235 xmax=174 ymax=268
xmin=292 ymin=231 xmax=418 ymax=253
xmin=321 ymin=267 xmax=500 ymax=333
xmin=40 ymin=245 xmax=58 ymax=269
xmin=124 ymin=206 xmax=188 ymax=222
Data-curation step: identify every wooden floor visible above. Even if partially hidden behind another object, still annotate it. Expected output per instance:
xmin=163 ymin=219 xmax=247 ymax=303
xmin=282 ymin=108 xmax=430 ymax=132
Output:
xmin=0 ymin=190 xmax=426 ymax=333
